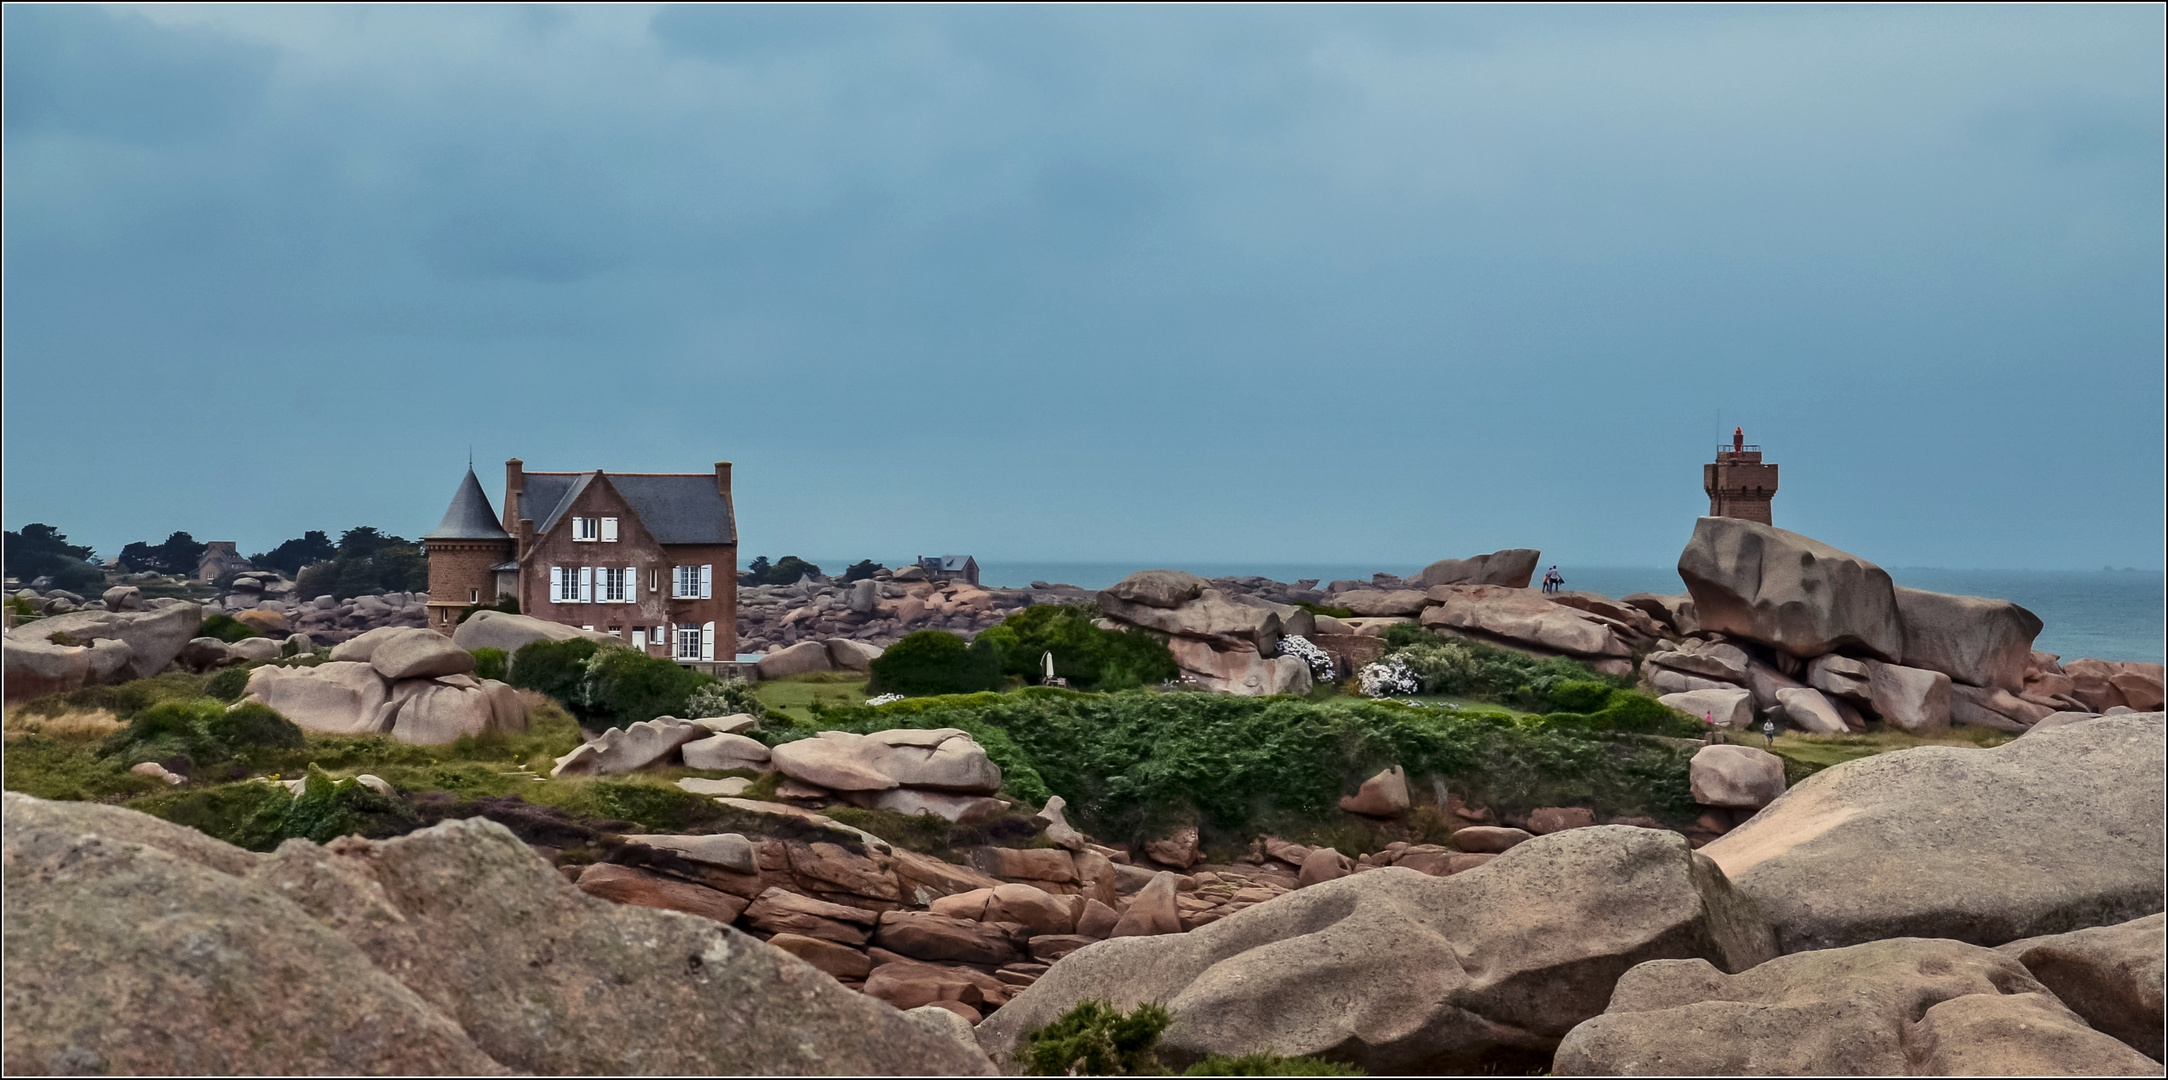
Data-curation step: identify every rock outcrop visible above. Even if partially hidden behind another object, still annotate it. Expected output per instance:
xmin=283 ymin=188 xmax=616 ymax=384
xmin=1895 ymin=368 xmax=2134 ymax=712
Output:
xmin=246 ymin=653 xmax=527 ymax=745
xmin=1702 ymin=713 xmax=2165 ymax=953
xmin=2 ymin=603 xmax=205 ymax=701
xmin=1096 ymin=572 xmax=1309 ymax=696
xmin=1893 ymin=586 xmax=2044 ymax=694
xmin=2 ymin=793 xmax=504 ymax=1075
xmin=450 ymin=610 xmax=625 ymax=656
xmin=976 ymin=827 xmax=1775 ymax=1074
xmin=1416 ymin=549 xmax=1541 ymax=589
xmin=1677 ymin=517 xmax=1904 ymax=660
xmin=1689 ymin=745 xmax=1785 ymax=809
xmin=1998 ymin=913 xmax=2165 ymax=1061
xmin=1554 ymin=936 xmax=2160 ymax=1076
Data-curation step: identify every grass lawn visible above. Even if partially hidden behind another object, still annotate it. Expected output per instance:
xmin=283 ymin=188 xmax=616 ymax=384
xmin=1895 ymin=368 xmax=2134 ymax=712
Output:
xmin=752 ymin=673 xmax=871 ymax=724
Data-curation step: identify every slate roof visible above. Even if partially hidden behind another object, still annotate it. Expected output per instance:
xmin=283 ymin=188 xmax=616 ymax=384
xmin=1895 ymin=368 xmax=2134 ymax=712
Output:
xmin=524 ymin=471 xmax=736 ymax=546
xmin=424 ymin=468 xmax=514 ymax=541
xmin=920 ymin=555 xmax=976 ymax=571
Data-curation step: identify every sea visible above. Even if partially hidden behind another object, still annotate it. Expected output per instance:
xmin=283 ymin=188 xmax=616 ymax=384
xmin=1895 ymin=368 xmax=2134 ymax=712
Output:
xmin=946 ymin=561 xmax=2164 ymax=665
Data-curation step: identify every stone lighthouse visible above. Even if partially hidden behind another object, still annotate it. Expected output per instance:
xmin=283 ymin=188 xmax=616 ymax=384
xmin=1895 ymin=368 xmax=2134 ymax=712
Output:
xmin=1704 ymin=427 xmax=1779 ymax=524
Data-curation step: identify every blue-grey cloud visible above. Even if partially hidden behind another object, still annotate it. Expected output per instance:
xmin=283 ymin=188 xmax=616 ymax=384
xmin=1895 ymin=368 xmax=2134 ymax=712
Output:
xmin=2 ymin=4 xmax=2160 ymax=572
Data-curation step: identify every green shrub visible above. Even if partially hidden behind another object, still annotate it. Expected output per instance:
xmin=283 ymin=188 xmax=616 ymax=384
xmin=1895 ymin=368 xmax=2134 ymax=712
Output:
xmin=470 ymin=647 xmax=508 ymax=682
xmin=581 ymin=647 xmax=712 ymax=729
xmin=1183 ymin=1054 xmax=1364 ymax=1076
xmin=128 ymin=780 xmax=293 ymax=851
xmin=206 ymin=666 xmax=252 ymax=702
xmin=98 ymin=697 xmax=307 ymax=773
xmin=984 ymin=604 xmax=1180 ymax=691
xmin=508 ymin=638 xmax=601 ymax=706
xmin=197 ymin=612 xmax=262 ymax=643
xmin=1018 ymin=1000 xmax=1173 ymax=1076
xmin=203 ymin=700 xmax=307 ymax=753
xmin=686 ymin=678 xmax=766 ymax=720
xmin=867 ymin=630 xmax=1002 ymax=696
xmin=281 ymin=763 xmax=417 ymax=843
xmin=821 ymin=690 xmax=1701 ymax=845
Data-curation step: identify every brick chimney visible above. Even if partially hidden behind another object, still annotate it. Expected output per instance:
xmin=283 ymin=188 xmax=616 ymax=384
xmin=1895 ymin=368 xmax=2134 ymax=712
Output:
xmin=715 ymin=461 xmax=732 ymax=496
xmin=503 ymin=458 xmax=524 ymax=533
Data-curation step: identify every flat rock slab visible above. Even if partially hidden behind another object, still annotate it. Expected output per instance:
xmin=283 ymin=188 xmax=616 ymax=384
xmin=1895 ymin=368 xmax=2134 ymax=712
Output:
xmin=1703 ymin=713 xmax=2165 ymax=953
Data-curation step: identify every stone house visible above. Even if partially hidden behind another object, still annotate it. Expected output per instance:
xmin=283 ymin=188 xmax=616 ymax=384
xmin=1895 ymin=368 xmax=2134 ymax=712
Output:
xmin=917 ymin=555 xmax=980 ymax=587
xmin=197 ymin=541 xmax=251 ymax=582
xmin=424 ymin=460 xmax=738 ymax=665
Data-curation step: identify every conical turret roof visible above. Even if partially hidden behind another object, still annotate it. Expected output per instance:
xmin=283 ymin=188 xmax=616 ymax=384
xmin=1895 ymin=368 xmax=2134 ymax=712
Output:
xmin=423 ymin=467 xmax=513 ymax=540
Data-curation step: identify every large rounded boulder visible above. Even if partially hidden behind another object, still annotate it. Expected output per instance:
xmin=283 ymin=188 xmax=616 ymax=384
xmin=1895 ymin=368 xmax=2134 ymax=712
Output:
xmin=1677 ymin=517 xmax=1903 ymax=660
xmin=1701 ymin=713 xmax=2165 ymax=954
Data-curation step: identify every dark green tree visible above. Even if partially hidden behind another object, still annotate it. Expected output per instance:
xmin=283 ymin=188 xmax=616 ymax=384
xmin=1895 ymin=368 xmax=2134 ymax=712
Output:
xmin=842 ymin=560 xmax=884 ymax=582
xmin=4 ymin=523 xmax=103 ymax=591
xmin=250 ymin=530 xmax=337 ymax=575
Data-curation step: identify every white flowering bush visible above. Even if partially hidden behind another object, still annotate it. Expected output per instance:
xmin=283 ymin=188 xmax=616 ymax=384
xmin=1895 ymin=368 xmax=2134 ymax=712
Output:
xmin=864 ymin=693 xmax=905 ymax=707
xmin=686 ymin=679 xmax=766 ymax=720
xmin=1357 ymin=658 xmax=1421 ymax=698
xmin=1276 ymin=634 xmax=1336 ymax=682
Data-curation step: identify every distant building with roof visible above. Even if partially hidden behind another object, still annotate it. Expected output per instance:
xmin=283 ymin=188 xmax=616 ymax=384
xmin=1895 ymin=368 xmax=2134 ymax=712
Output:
xmin=424 ymin=459 xmax=738 ymax=666
xmin=197 ymin=541 xmax=251 ymax=582
xmin=917 ymin=555 xmax=980 ymax=587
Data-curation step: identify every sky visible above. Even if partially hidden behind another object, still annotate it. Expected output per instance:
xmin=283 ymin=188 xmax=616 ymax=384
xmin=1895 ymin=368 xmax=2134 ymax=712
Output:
xmin=4 ymin=4 xmax=2163 ymax=572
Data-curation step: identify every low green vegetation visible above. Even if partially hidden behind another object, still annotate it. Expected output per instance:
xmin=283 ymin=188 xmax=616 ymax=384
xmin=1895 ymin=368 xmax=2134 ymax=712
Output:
xmin=751 ymin=674 xmax=867 ymax=725
xmin=1019 ymin=1001 xmax=1175 ymax=1076
xmin=507 ymin=638 xmax=717 ymax=730
xmin=868 ymin=604 xmax=1180 ymax=696
xmin=868 ymin=630 xmax=1003 ymax=696
xmin=1017 ymin=1000 xmax=1362 ymax=1077
xmin=809 ymin=687 xmax=1704 ymax=852
xmin=470 ymin=647 xmax=509 ymax=682
xmin=196 ymin=612 xmax=263 ymax=643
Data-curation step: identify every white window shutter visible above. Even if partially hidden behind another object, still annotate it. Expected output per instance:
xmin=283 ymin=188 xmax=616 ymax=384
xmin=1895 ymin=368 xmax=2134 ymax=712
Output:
xmin=604 ymin=517 xmax=619 ymax=542
xmin=579 ymin=567 xmax=593 ymax=603
xmin=550 ymin=567 xmax=564 ymax=602
xmin=625 ymin=566 xmax=637 ymax=602
xmin=701 ymin=621 xmax=715 ymax=662
xmin=700 ymin=564 xmax=713 ymax=599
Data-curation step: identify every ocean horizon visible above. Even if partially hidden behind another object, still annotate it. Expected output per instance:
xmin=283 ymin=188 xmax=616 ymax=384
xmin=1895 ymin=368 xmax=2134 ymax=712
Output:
xmin=796 ymin=559 xmax=2163 ymax=665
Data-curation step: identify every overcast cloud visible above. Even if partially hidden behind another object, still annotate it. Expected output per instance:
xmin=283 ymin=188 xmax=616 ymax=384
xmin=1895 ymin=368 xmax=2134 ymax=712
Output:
xmin=3 ymin=4 xmax=2161 ymax=570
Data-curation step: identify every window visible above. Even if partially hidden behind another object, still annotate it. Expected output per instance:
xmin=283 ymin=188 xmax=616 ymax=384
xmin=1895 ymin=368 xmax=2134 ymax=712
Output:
xmin=675 ymin=625 xmax=703 ymax=660
xmin=469 ymin=589 xmax=479 ymax=604
xmin=606 ymin=626 xmax=622 ymax=637
xmin=598 ymin=567 xmax=626 ymax=603
xmin=674 ymin=565 xmax=700 ymax=598
xmin=550 ymin=567 xmax=575 ymax=603
xmin=648 ymin=568 xmax=659 ymax=594
xmin=601 ymin=517 xmax=619 ymax=542
xmin=631 ymin=628 xmax=648 ymax=650
xmin=573 ymin=517 xmax=599 ymax=542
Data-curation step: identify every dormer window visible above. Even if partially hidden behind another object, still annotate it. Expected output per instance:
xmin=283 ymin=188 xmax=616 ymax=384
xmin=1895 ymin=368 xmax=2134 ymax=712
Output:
xmin=573 ymin=517 xmax=599 ymax=542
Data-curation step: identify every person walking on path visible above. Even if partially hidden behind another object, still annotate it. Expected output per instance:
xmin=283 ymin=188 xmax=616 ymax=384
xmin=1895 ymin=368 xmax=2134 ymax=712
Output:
xmin=1761 ymin=717 xmax=1776 ymax=747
